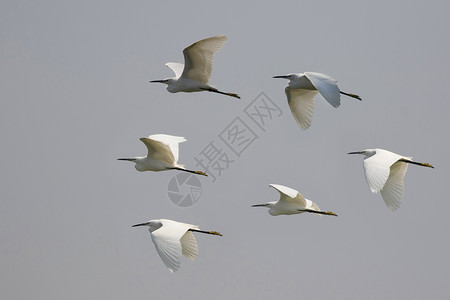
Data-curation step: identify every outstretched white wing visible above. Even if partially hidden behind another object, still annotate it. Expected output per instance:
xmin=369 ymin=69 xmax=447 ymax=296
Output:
xmin=269 ymin=184 xmax=307 ymax=207
xmin=165 ymin=62 xmax=185 ymax=78
xmin=380 ymin=161 xmax=409 ymax=211
xmin=140 ymin=137 xmax=174 ymax=166
xmin=305 ymin=72 xmax=341 ymax=108
xmin=285 ymin=87 xmax=318 ymax=130
xmin=181 ymin=35 xmax=227 ymax=84
xmin=363 ymin=149 xmax=406 ymax=193
xmin=143 ymin=134 xmax=186 ymax=164
xmin=180 ymin=231 xmax=199 ymax=261
xmin=150 ymin=220 xmax=194 ymax=273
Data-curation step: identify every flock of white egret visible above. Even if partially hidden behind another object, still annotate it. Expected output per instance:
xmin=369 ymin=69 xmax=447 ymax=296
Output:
xmin=119 ymin=35 xmax=434 ymax=272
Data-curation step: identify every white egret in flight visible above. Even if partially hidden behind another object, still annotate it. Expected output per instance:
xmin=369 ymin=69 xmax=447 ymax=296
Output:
xmin=273 ymin=72 xmax=361 ymax=130
xmin=150 ymin=35 xmax=240 ymax=99
xmin=132 ymin=219 xmax=222 ymax=273
xmin=252 ymin=184 xmax=337 ymax=216
xmin=348 ymin=148 xmax=434 ymax=211
xmin=118 ymin=134 xmax=207 ymax=176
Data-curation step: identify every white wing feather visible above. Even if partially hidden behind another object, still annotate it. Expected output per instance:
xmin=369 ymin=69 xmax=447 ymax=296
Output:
xmin=181 ymin=35 xmax=227 ymax=84
xmin=165 ymin=62 xmax=185 ymax=78
xmin=150 ymin=220 xmax=193 ymax=273
xmin=269 ymin=184 xmax=307 ymax=207
xmin=147 ymin=134 xmax=186 ymax=164
xmin=180 ymin=231 xmax=199 ymax=261
xmin=304 ymin=72 xmax=341 ymax=108
xmin=307 ymin=200 xmax=320 ymax=211
xmin=285 ymin=87 xmax=317 ymax=130
xmin=363 ymin=149 xmax=406 ymax=193
xmin=140 ymin=137 xmax=175 ymax=166
xmin=380 ymin=161 xmax=409 ymax=211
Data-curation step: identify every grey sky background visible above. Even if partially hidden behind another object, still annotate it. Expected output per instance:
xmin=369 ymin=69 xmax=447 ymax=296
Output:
xmin=1 ymin=1 xmax=449 ymax=299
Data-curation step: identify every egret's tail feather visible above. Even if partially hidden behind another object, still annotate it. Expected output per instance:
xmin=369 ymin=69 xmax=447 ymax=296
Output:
xmin=340 ymin=91 xmax=361 ymax=101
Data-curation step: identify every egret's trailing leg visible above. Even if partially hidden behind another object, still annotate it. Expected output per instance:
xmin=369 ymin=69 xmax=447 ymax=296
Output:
xmin=172 ymin=167 xmax=208 ymax=176
xmin=201 ymin=87 xmax=240 ymax=99
xmin=399 ymin=159 xmax=434 ymax=168
xmin=299 ymin=209 xmax=338 ymax=216
xmin=340 ymin=91 xmax=362 ymax=100
xmin=189 ymin=228 xmax=223 ymax=236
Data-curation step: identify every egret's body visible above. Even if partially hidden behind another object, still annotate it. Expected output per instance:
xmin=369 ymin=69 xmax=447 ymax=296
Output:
xmin=273 ymin=72 xmax=361 ymax=130
xmin=252 ymin=184 xmax=337 ymax=216
xmin=132 ymin=219 xmax=222 ymax=273
xmin=118 ymin=134 xmax=206 ymax=176
xmin=150 ymin=35 xmax=240 ymax=99
xmin=348 ymin=148 xmax=434 ymax=211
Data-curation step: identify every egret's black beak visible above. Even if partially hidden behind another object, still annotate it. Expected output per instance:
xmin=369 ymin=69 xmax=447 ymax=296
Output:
xmin=347 ymin=151 xmax=364 ymax=155
xmin=149 ymin=79 xmax=168 ymax=83
xmin=132 ymin=222 xmax=149 ymax=227
xmin=251 ymin=204 xmax=269 ymax=207
xmin=273 ymin=75 xmax=290 ymax=79
xmin=117 ymin=158 xmax=136 ymax=162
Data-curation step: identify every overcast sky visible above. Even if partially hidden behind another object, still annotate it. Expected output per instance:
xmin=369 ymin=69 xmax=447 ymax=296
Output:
xmin=1 ymin=1 xmax=449 ymax=299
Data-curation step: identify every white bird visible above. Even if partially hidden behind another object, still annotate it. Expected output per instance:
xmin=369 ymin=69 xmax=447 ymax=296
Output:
xmin=132 ymin=219 xmax=222 ymax=273
xmin=150 ymin=35 xmax=240 ymax=99
xmin=348 ymin=148 xmax=434 ymax=211
xmin=252 ymin=184 xmax=337 ymax=216
xmin=273 ymin=72 xmax=361 ymax=130
xmin=118 ymin=134 xmax=207 ymax=176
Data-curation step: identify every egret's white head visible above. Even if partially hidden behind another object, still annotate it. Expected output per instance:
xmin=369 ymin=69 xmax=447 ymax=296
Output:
xmin=117 ymin=157 xmax=141 ymax=172
xmin=132 ymin=220 xmax=162 ymax=233
xmin=347 ymin=149 xmax=376 ymax=158
xmin=117 ymin=157 xmax=146 ymax=171
xmin=252 ymin=202 xmax=282 ymax=216
xmin=273 ymin=74 xmax=295 ymax=80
